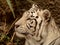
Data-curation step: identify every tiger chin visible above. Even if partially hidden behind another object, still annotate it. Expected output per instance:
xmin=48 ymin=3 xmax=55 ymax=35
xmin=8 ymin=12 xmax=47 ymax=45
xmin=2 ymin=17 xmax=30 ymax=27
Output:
xmin=15 ymin=4 xmax=60 ymax=45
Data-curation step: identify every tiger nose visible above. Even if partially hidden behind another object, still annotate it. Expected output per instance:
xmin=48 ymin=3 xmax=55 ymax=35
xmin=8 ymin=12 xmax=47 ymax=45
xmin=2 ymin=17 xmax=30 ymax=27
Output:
xmin=15 ymin=25 xmax=20 ymax=28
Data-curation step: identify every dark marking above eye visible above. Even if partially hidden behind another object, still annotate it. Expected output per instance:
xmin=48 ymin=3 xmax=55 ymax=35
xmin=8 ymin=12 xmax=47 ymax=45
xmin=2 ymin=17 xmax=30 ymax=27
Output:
xmin=31 ymin=11 xmax=35 ymax=13
xmin=31 ymin=15 xmax=34 ymax=17
xmin=36 ymin=16 xmax=38 ymax=18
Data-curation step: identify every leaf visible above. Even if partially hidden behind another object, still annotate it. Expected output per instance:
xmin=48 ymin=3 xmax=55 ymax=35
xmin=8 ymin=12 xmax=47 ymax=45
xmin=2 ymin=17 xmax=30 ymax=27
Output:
xmin=6 ymin=0 xmax=15 ymax=18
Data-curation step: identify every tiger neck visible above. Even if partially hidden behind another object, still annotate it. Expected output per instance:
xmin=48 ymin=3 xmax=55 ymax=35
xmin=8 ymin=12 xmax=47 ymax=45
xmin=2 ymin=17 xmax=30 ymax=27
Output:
xmin=25 ymin=35 xmax=41 ymax=45
xmin=43 ymin=18 xmax=60 ymax=45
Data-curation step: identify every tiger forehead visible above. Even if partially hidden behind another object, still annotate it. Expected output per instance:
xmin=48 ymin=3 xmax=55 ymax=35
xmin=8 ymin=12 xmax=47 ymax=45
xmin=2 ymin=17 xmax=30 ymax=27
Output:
xmin=27 ymin=9 xmax=42 ymax=18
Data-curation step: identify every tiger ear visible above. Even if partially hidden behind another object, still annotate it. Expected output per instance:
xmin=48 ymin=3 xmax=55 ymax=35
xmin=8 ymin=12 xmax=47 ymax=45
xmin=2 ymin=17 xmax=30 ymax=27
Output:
xmin=43 ymin=9 xmax=51 ymax=20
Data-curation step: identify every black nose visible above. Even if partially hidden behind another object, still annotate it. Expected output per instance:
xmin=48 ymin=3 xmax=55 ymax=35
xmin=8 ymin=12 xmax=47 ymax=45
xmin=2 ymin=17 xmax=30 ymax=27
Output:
xmin=15 ymin=25 xmax=19 ymax=28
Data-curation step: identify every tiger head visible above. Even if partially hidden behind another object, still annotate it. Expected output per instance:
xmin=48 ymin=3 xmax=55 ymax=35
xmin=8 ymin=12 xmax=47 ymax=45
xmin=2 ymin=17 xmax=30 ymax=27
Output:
xmin=15 ymin=4 xmax=51 ymax=38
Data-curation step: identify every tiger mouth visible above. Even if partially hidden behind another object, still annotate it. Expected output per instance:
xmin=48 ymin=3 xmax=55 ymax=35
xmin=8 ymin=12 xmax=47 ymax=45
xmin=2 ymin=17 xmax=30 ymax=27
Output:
xmin=15 ymin=32 xmax=25 ymax=38
xmin=15 ymin=29 xmax=28 ymax=36
xmin=21 ymin=33 xmax=29 ymax=35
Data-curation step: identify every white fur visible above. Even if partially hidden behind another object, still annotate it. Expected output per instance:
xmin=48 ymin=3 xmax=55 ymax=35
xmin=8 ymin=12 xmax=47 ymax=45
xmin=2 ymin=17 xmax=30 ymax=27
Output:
xmin=15 ymin=4 xmax=60 ymax=45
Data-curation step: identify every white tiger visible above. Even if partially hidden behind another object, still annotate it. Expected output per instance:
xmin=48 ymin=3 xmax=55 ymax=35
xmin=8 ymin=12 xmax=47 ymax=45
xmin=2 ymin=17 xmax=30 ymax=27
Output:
xmin=15 ymin=4 xmax=60 ymax=45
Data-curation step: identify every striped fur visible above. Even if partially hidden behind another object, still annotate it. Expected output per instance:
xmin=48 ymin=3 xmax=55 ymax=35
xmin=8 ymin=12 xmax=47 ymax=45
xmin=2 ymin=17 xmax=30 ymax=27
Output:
xmin=15 ymin=4 xmax=60 ymax=45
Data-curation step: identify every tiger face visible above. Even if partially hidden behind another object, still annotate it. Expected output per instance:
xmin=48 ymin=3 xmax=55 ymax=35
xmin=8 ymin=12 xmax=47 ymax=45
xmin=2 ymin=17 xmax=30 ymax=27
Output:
xmin=15 ymin=4 xmax=51 ymax=38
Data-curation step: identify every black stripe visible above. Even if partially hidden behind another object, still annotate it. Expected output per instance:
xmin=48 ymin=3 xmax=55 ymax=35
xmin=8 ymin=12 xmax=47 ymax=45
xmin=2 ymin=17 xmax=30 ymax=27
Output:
xmin=49 ymin=37 xmax=60 ymax=45
xmin=36 ymin=20 xmax=42 ymax=37
xmin=33 ymin=19 xmax=37 ymax=32
xmin=36 ymin=21 xmax=43 ymax=42
xmin=26 ymin=24 xmax=30 ymax=29
xmin=39 ymin=20 xmax=42 ymax=30
xmin=27 ymin=17 xmax=37 ymax=32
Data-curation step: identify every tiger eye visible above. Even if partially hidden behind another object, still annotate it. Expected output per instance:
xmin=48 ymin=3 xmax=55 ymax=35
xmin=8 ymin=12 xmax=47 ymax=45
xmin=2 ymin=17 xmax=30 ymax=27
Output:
xmin=31 ymin=12 xmax=33 ymax=13
xmin=30 ymin=26 xmax=33 ymax=28
xmin=36 ymin=16 xmax=38 ymax=18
